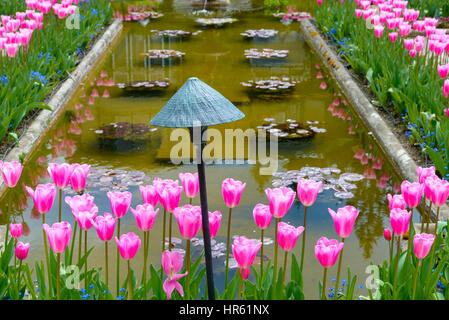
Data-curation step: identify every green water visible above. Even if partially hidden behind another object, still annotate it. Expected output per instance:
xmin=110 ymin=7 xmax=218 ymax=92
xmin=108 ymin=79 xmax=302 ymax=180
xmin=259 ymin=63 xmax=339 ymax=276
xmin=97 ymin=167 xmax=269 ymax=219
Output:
xmin=0 ymin=0 xmax=424 ymax=299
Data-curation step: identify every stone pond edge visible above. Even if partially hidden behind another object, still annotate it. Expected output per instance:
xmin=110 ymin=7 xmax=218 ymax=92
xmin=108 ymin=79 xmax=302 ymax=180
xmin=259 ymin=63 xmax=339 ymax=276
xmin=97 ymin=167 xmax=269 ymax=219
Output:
xmin=0 ymin=19 xmax=124 ymax=245
xmin=299 ymin=18 xmax=449 ymax=222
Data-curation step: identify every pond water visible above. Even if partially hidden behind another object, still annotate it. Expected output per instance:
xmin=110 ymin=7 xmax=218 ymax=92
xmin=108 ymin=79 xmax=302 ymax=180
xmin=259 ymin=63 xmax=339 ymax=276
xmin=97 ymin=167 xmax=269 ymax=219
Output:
xmin=0 ymin=0 xmax=425 ymax=299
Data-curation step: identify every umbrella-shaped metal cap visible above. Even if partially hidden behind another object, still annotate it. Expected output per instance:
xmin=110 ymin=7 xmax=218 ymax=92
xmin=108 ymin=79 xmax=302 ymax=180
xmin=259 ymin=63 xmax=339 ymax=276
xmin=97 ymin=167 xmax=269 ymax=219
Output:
xmin=150 ymin=77 xmax=245 ymax=128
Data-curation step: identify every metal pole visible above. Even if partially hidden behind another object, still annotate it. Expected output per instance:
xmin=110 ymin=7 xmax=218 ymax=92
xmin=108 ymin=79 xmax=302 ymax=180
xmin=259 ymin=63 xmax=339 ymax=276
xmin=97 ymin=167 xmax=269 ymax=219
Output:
xmin=191 ymin=127 xmax=215 ymax=300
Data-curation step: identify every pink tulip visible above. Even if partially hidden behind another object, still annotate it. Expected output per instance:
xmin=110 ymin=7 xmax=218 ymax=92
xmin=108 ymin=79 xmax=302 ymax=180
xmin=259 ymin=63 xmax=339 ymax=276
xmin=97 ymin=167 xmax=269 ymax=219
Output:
xmin=314 ymin=237 xmax=344 ymax=268
xmin=158 ymin=184 xmax=183 ymax=212
xmin=239 ymin=267 xmax=250 ymax=280
xmin=74 ymin=210 xmax=96 ymax=231
xmin=355 ymin=9 xmax=363 ymax=18
xmin=5 ymin=43 xmax=18 ymax=58
xmin=25 ymin=183 xmax=57 ymax=214
xmin=139 ymin=185 xmax=159 ymax=207
xmin=0 ymin=161 xmax=23 ymax=187
xmin=47 ymin=163 xmax=75 ymax=189
xmin=425 ymin=177 xmax=449 ymax=207
xmin=401 ymin=181 xmax=424 ymax=208
xmin=69 ymin=163 xmax=90 ymax=192
xmin=107 ymin=191 xmax=132 ymax=218
xmin=320 ymin=82 xmax=327 ymax=90
xmin=252 ymin=203 xmax=272 ymax=229
xmin=265 ymin=187 xmax=296 ymax=218
xmin=417 ymin=166 xmax=436 ymax=184
xmin=162 ymin=250 xmax=187 ymax=300
xmin=413 ymin=233 xmax=435 ymax=259
xmin=328 ymin=205 xmax=359 ymax=238
xmin=374 ymin=25 xmax=385 ymax=37
xmin=445 ymin=108 xmax=449 ymax=118
xmin=115 ymin=232 xmax=141 ymax=260
xmin=15 ymin=241 xmax=30 ymax=260
xmin=387 ymin=194 xmax=406 ymax=211
xmin=409 ymin=49 xmax=417 ymax=58
xmin=209 ymin=210 xmax=222 ymax=239
xmin=277 ymin=222 xmax=304 ymax=251
xmin=10 ymin=223 xmax=23 ymax=239
xmin=130 ymin=204 xmax=159 ymax=231
xmin=65 ymin=193 xmax=97 ymax=215
xmin=93 ymin=212 xmax=117 ymax=241
xmin=384 ymin=228 xmax=392 ymax=241
xmin=444 ymin=80 xmax=449 ymax=98
xmin=232 ymin=236 xmax=262 ymax=270
xmin=403 ymin=38 xmax=414 ymax=51
xmin=43 ymin=221 xmax=72 ymax=253
xmin=297 ymin=178 xmax=322 ymax=207
xmin=222 ymin=178 xmax=246 ymax=208
xmin=317 ymin=0 xmax=323 ymax=5
xmin=173 ymin=205 xmax=202 ymax=239
xmin=390 ymin=208 xmax=411 ymax=236
xmin=389 ymin=32 xmax=398 ymax=42
xmin=438 ymin=64 xmax=449 ymax=79
xmin=179 ymin=172 xmax=199 ymax=199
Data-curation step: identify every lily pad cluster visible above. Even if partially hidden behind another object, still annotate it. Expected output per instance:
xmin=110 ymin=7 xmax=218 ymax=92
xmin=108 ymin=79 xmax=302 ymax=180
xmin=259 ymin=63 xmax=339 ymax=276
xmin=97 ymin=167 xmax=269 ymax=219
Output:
xmin=140 ymin=49 xmax=186 ymax=64
xmin=244 ymin=48 xmax=289 ymax=60
xmin=151 ymin=29 xmax=202 ymax=39
xmin=257 ymin=118 xmax=319 ymax=140
xmin=94 ymin=122 xmax=158 ymax=142
xmin=271 ymin=167 xmax=365 ymax=199
xmin=129 ymin=11 xmax=163 ymax=21
xmin=195 ymin=17 xmax=238 ymax=27
xmin=241 ymin=29 xmax=278 ymax=40
xmin=116 ymin=80 xmax=171 ymax=92
xmin=241 ymin=77 xmax=297 ymax=95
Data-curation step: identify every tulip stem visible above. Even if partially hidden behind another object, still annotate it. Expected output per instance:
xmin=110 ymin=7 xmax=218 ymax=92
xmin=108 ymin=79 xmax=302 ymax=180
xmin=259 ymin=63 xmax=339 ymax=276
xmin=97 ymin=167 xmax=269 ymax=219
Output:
xmin=162 ymin=209 xmax=166 ymax=252
xmin=237 ymin=271 xmax=243 ymax=300
xmin=143 ymin=231 xmax=148 ymax=298
xmin=116 ymin=218 xmax=121 ymax=295
xmin=272 ymin=217 xmax=279 ymax=299
xmin=84 ymin=230 xmax=87 ymax=288
xmin=260 ymin=229 xmax=264 ymax=276
xmin=224 ymin=207 xmax=232 ymax=289
xmin=78 ymin=225 xmax=82 ymax=267
xmin=189 ymin=198 xmax=192 ymax=205
xmin=185 ymin=239 xmax=191 ymax=300
xmin=281 ymin=251 xmax=288 ymax=296
xmin=58 ymin=189 xmax=62 ymax=223
xmin=393 ymin=236 xmax=401 ymax=299
xmin=321 ymin=267 xmax=327 ymax=300
xmin=424 ymin=206 xmax=439 ymax=297
xmin=335 ymin=237 xmax=345 ymax=299
xmin=5 ymin=195 xmax=11 ymax=244
xmin=14 ymin=238 xmax=16 ymax=267
xmin=69 ymin=221 xmax=78 ymax=265
xmin=105 ymin=241 xmax=109 ymax=292
xmin=127 ymin=260 xmax=132 ymax=300
xmin=300 ymin=206 xmax=308 ymax=272
xmin=412 ymin=259 xmax=420 ymax=300
xmin=389 ymin=232 xmax=395 ymax=265
xmin=17 ymin=260 xmax=22 ymax=287
xmin=425 ymin=202 xmax=432 ymax=233
xmin=42 ymin=213 xmax=52 ymax=295
xmin=168 ymin=212 xmax=173 ymax=251
xmin=57 ymin=253 xmax=60 ymax=300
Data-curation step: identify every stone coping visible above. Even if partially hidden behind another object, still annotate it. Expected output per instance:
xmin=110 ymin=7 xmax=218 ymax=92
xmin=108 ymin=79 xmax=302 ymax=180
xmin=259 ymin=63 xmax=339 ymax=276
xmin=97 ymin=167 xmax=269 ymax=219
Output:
xmin=299 ymin=18 xmax=449 ymax=222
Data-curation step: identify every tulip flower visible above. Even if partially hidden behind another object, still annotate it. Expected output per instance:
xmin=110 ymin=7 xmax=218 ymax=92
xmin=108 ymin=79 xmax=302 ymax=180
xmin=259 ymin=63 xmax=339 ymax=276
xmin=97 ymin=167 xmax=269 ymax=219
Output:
xmin=0 ymin=160 xmax=23 ymax=187
xmin=278 ymin=222 xmax=304 ymax=252
xmin=412 ymin=233 xmax=435 ymax=299
xmin=232 ymin=237 xmax=262 ymax=299
xmin=115 ymin=232 xmax=141 ymax=300
xmin=222 ymin=178 xmax=246 ymax=286
xmin=26 ymin=183 xmax=56 ymax=214
xmin=93 ymin=213 xmax=117 ymax=289
xmin=253 ymin=203 xmax=272 ymax=274
xmin=387 ymin=193 xmax=406 ymax=211
xmin=162 ymin=250 xmax=187 ymax=300
xmin=389 ymin=32 xmax=398 ymax=42
xmin=48 ymin=162 xmax=75 ymax=222
xmin=107 ymin=190 xmax=132 ymax=294
xmin=384 ymin=228 xmax=392 ymax=241
xmin=328 ymin=205 xmax=359 ymax=298
xmin=417 ymin=166 xmax=436 ymax=184
xmin=9 ymin=223 xmax=22 ymax=239
xmin=69 ymin=163 xmax=90 ymax=193
xmin=390 ymin=208 xmax=412 ymax=236
xmin=131 ymin=204 xmax=159 ymax=232
xmin=139 ymin=184 xmax=158 ymax=207
xmin=179 ymin=172 xmax=199 ymax=202
xmin=444 ymin=80 xmax=449 ymax=98
xmin=315 ymin=237 xmax=344 ymax=300
xmin=205 ymin=210 xmax=222 ymax=239
xmin=15 ymin=241 xmax=29 ymax=260
xmin=401 ymin=180 xmax=424 ymax=252
xmin=438 ymin=64 xmax=449 ymax=79
xmin=158 ymin=183 xmax=183 ymax=253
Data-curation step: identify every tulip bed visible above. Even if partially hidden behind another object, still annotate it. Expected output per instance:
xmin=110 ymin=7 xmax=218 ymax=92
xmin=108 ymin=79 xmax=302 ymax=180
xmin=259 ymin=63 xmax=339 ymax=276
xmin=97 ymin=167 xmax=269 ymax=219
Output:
xmin=0 ymin=0 xmax=113 ymax=147
xmin=313 ymin=0 xmax=449 ymax=180
xmin=0 ymin=159 xmax=449 ymax=300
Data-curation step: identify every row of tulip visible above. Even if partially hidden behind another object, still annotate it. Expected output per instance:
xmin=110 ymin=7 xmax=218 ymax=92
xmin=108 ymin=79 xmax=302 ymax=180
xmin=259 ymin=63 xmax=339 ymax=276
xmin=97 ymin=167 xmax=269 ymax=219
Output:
xmin=314 ymin=0 xmax=449 ymax=180
xmin=3 ymin=157 xmax=448 ymax=299
xmin=0 ymin=0 xmax=112 ymax=144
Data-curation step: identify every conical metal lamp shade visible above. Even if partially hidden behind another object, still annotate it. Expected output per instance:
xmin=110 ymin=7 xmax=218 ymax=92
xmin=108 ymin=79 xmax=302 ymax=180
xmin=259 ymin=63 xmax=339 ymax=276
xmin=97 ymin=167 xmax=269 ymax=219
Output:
xmin=150 ymin=77 xmax=245 ymax=127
